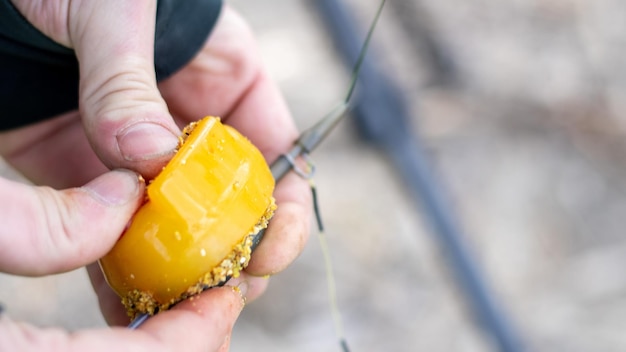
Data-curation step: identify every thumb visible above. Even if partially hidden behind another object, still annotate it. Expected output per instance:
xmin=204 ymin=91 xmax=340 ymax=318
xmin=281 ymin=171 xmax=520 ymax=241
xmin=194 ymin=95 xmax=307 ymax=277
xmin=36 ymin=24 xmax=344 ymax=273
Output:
xmin=0 ymin=170 xmax=144 ymax=276
xmin=69 ymin=1 xmax=180 ymax=179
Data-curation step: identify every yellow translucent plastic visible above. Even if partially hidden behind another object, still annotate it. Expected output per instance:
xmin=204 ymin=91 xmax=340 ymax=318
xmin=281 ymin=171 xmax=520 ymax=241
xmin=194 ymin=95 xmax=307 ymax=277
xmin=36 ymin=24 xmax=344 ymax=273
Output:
xmin=99 ymin=116 xmax=274 ymax=306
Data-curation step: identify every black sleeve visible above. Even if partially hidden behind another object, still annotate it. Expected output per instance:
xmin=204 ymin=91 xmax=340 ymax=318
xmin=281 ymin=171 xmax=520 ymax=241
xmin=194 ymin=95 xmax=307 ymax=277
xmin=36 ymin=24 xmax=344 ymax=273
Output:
xmin=0 ymin=0 xmax=223 ymax=131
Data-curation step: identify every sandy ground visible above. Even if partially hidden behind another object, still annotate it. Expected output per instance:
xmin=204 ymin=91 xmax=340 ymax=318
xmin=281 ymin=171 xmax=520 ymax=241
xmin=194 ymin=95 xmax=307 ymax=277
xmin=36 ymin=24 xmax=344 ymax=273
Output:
xmin=3 ymin=1 xmax=626 ymax=351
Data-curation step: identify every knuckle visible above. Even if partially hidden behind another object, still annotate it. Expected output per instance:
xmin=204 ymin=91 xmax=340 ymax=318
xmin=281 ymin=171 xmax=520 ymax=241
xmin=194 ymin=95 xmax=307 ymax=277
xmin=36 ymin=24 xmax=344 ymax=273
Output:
xmin=33 ymin=187 xmax=77 ymax=270
xmin=81 ymin=60 xmax=164 ymax=123
xmin=29 ymin=186 xmax=93 ymax=274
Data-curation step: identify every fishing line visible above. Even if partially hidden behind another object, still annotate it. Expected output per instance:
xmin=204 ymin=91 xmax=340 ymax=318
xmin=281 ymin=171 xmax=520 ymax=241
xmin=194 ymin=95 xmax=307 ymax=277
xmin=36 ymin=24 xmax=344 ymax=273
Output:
xmin=310 ymin=178 xmax=350 ymax=352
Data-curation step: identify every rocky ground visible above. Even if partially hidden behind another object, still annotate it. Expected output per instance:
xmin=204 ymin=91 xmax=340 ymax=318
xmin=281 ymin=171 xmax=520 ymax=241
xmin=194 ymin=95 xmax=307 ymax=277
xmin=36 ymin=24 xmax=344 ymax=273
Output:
xmin=3 ymin=0 xmax=626 ymax=351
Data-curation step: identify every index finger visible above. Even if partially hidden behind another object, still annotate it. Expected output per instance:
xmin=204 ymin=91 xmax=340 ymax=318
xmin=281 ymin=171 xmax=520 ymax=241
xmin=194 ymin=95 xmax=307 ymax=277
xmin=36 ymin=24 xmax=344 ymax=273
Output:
xmin=0 ymin=286 xmax=244 ymax=352
xmin=158 ymin=5 xmax=298 ymax=160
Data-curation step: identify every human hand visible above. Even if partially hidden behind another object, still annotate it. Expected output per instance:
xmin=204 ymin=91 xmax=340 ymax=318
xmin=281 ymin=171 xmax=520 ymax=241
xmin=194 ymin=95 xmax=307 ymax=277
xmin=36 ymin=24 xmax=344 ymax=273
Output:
xmin=0 ymin=169 xmax=246 ymax=351
xmin=0 ymin=280 xmax=247 ymax=351
xmin=0 ymin=0 xmax=311 ymax=349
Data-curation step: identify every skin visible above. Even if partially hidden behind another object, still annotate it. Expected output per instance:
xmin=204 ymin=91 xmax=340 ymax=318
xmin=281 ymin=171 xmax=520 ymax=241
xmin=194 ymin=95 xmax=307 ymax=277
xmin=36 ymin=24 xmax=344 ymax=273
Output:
xmin=0 ymin=1 xmax=312 ymax=351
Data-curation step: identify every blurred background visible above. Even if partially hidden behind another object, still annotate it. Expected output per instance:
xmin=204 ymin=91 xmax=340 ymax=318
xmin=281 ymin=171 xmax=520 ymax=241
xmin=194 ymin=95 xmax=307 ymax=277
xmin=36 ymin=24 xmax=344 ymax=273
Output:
xmin=3 ymin=0 xmax=626 ymax=351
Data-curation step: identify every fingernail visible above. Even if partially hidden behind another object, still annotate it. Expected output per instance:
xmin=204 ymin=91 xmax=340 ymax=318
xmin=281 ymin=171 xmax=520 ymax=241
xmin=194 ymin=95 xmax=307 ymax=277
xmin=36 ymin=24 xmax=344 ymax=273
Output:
xmin=117 ymin=122 xmax=179 ymax=161
xmin=84 ymin=170 xmax=141 ymax=206
xmin=237 ymin=281 xmax=249 ymax=298
xmin=230 ymin=280 xmax=249 ymax=306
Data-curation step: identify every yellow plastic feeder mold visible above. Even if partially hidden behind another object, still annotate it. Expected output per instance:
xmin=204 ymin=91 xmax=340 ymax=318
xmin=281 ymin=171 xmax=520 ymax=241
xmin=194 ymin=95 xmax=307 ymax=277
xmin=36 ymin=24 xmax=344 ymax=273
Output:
xmin=99 ymin=116 xmax=276 ymax=319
